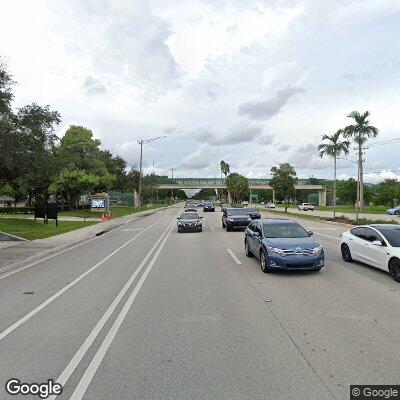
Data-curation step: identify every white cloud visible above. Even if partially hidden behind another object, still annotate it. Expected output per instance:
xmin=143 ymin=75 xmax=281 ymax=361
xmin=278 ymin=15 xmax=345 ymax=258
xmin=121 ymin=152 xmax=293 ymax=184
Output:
xmin=1 ymin=0 xmax=399 ymax=181
xmin=238 ymin=86 xmax=304 ymax=120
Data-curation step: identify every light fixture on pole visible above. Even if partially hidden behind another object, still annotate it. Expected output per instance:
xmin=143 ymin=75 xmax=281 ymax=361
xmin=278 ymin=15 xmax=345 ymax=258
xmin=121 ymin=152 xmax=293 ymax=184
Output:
xmin=169 ymin=165 xmax=183 ymax=202
xmin=137 ymin=136 xmax=166 ymax=207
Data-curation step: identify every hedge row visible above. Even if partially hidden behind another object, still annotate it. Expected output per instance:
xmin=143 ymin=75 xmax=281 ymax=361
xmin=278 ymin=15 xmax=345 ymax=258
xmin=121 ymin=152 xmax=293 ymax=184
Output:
xmin=0 ymin=207 xmax=35 ymax=214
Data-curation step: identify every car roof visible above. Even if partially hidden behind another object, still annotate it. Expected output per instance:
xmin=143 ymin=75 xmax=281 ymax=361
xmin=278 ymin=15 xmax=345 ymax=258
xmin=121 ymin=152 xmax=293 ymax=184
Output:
xmin=370 ymin=224 xmax=400 ymax=229
xmin=260 ymin=218 xmax=296 ymax=224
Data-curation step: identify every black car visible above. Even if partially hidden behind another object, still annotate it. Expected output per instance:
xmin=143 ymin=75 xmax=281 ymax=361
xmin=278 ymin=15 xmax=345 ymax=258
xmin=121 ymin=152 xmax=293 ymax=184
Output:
xmin=203 ymin=202 xmax=215 ymax=212
xmin=177 ymin=212 xmax=203 ymax=232
xmin=222 ymin=208 xmax=252 ymax=231
xmin=244 ymin=207 xmax=261 ymax=219
xmin=220 ymin=203 xmax=231 ymax=212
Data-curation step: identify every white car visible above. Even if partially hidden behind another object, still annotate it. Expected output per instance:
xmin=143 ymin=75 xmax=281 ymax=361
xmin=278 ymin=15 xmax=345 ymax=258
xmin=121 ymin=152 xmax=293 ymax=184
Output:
xmin=340 ymin=224 xmax=400 ymax=282
xmin=266 ymin=202 xmax=276 ymax=209
xmin=298 ymin=202 xmax=315 ymax=211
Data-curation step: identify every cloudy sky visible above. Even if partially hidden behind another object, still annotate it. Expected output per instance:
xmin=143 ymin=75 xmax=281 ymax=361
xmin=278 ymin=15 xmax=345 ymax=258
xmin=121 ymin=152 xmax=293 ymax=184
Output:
xmin=1 ymin=0 xmax=400 ymax=183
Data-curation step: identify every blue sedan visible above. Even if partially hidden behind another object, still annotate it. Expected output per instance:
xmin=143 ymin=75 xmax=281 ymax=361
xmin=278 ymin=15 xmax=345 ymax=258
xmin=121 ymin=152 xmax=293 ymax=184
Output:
xmin=386 ymin=206 xmax=400 ymax=215
xmin=244 ymin=218 xmax=325 ymax=273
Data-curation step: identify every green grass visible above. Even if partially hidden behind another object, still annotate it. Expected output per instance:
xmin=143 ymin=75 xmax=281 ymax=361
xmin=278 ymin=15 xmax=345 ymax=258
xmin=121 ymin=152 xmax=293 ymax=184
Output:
xmin=261 ymin=208 xmax=398 ymax=226
xmin=59 ymin=204 xmax=166 ymax=219
xmin=0 ymin=218 xmax=98 ymax=240
xmin=275 ymin=204 xmax=388 ymax=214
xmin=262 ymin=208 xmax=328 ymax=222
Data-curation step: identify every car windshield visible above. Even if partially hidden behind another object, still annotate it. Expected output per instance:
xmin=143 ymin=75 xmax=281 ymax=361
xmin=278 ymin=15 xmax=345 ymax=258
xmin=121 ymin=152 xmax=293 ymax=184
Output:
xmin=227 ymin=208 xmax=247 ymax=216
xmin=180 ymin=212 xmax=198 ymax=220
xmin=374 ymin=226 xmax=400 ymax=247
xmin=263 ymin=222 xmax=309 ymax=238
xmin=245 ymin=208 xmax=258 ymax=213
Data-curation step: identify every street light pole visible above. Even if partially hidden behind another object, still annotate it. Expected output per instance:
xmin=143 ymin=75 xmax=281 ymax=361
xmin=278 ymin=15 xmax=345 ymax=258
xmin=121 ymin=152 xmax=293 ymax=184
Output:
xmin=169 ymin=165 xmax=183 ymax=203
xmin=137 ymin=136 xmax=166 ymax=207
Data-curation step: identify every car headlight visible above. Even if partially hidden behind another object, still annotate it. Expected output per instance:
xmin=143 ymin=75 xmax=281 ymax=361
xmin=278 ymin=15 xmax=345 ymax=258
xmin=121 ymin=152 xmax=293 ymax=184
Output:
xmin=312 ymin=245 xmax=323 ymax=255
xmin=267 ymin=246 xmax=286 ymax=256
xmin=227 ymin=218 xmax=234 ymax=222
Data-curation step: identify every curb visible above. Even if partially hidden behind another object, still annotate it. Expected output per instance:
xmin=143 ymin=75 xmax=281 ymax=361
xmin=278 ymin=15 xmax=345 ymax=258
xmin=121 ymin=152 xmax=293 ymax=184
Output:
xmin=0 ymin=204 xmax=178 ymax=277
xmin=0 ymin=230 xmax=29 ymax=242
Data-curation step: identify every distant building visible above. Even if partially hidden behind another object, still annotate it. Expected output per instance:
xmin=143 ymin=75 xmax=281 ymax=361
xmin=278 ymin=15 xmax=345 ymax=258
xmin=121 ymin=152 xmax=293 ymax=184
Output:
xmin=0 ymin=195 xmax=15 ymax=207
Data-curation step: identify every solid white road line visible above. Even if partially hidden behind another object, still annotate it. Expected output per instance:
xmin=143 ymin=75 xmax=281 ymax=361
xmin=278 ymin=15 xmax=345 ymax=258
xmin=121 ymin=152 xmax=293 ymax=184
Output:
xmin=68 ymin=213 xmax=177 ymax=400
xmin=227 ymin=248 xmax=242 ymax=265
xmin=0 ymin=213 xmax=170 ymax=342
xmin=0 ymin=211 xmax=168 ymax=281
xmin=48 ymin=214 xmax=178 ymax=400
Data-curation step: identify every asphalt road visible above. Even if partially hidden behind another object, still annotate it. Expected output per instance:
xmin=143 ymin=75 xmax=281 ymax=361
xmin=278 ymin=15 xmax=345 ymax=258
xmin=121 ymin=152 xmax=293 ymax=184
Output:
xmin=1 ymin=205 xmax=399 ymax=400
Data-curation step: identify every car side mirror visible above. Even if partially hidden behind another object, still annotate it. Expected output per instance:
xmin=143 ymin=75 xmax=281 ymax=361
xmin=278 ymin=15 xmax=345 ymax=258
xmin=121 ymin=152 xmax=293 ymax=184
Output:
xmin=372 ymin=240 xmax=383 ymax=246
xmin=308 ymin=230 xmax=313 ymax=236
xmin=199 ymin=216 xmax=203 ymax=219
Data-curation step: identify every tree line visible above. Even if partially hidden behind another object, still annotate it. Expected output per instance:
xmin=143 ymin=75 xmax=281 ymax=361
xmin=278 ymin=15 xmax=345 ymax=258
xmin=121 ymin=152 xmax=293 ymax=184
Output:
xmin=0 ymin=59 xmax=186 ymax=209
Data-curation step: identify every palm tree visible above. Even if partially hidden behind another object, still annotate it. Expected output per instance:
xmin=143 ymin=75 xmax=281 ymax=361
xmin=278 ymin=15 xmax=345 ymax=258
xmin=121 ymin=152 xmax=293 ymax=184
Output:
xmin=343 ymin=111 xmax=378 ymax=211
xmin=220 ymin=160 xmax=230 ymax=178
xmin=220 ymin=160 xmax=225 ymax=179
xmin=318 ymin=129 xmax=350 ymax=218
xmin=223 ymin=162 xmax=230 ymax=178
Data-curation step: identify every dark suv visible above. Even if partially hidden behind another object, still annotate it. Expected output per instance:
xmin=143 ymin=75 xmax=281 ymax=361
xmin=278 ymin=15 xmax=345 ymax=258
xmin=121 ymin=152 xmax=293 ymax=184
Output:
xmin=244 ymin=207 xmax=261 ymax=219
xmin=222 ymin=208 xmax=252 ymax=231
xmin=203 ymin=202 xmax=215 ymax=212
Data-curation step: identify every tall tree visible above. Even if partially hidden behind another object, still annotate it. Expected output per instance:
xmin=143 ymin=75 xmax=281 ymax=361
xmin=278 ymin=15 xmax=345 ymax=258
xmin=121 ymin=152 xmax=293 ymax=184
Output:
xmin=220 ymin=160 xmax=230 ymax=179
xmin=16 ymin=104 xmax=61 ymax=201
xmin=343 ymin=111 xmax=378 ymax=211
xmin=53 ymin=126 xmax=114 ymax=209
xmin=0 ymin=57 xmax=14 ymax=115
xmin=226 ymin=172 xmax=249 ymax=203
xmin=269 ymin=163 xmax=298 ymax=212
xmin=223 ymin=162 xmax=230 ymax=178
xmin=318 ymin=129 xmax=349 ymax=218
xmin=374 ymin=179 xmax=400 ymax=207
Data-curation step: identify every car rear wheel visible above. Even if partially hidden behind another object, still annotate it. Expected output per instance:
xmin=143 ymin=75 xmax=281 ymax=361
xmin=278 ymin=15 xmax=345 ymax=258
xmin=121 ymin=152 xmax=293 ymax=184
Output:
xmin=341 ymin=243 xmax=353 ymax=262
xmin=245 ymin=239 xmax=253 ymax=257
xmin=260 ymin=250 xmax=271 ymax=273
xmin=389 ymin=258 xmax=400 ymax=282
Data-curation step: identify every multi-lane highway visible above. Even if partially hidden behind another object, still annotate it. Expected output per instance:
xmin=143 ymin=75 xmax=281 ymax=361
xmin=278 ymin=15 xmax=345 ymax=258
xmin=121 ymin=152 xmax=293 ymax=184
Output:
xmin=1 ymin=205 xmax=399 ymax=400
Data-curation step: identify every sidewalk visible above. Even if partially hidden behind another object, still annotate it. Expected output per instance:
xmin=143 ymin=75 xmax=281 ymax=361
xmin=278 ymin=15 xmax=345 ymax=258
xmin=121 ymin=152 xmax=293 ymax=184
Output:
xmin=0 ymin=205 xmax=177 ymax=275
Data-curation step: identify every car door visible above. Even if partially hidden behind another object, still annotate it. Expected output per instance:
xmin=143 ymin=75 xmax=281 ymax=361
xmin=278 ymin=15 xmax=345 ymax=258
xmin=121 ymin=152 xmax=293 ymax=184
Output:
xmin=247 ymin=222 xmax=258 ymax=253
xmin=348 ymin=227 xmax=366 ymax=261
xmin=251 ymin=222 xmax=263 ymax=255
xmin=360 ymin=228 xmax=389 ymax=270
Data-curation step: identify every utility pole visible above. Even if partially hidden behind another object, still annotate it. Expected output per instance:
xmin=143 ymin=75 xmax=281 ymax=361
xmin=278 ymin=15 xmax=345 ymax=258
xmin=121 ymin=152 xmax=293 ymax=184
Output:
xmin=137 ymin=136 xmax=166 ymax=207
xmin=138 ymin=140 xmax=144 ymax=208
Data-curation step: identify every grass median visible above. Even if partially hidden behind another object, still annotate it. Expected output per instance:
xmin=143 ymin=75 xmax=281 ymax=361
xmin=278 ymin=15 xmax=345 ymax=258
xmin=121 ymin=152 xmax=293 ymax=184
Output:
xmin=0 ymin=218 xmax=98 ymax=241
xmin=259 ymin=208 xmax=398 ymax=226
xmin=277 ymin=204 xmax=388 ymax=214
